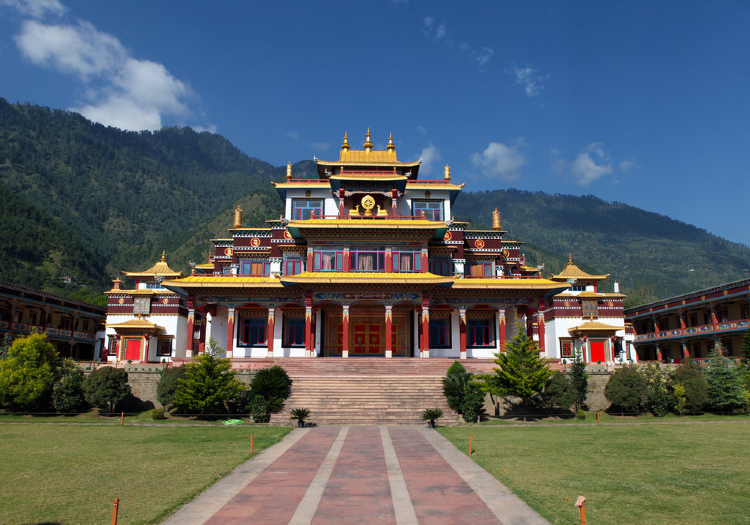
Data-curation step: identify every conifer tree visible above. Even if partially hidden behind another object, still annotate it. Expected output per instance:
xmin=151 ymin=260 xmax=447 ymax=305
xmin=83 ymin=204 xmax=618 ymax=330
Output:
xmin=484 ymin=326 xmax=552 ymax=418
xmin=569 ymin=355 xmax=589 ymax=411
xmin=704 ymin=347 xmax=746 ymax=414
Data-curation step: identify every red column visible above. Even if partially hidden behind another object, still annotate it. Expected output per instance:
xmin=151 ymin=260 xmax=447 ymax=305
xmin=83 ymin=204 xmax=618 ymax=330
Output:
xmin=391 ymin=188 xmax=398 ymax=215
xmin=344 ymin=248 xmax=350 ymax=273
xmin=526 ymin=311 xmax=535 ymax=340
xmin=459 ymin=307 xmax=467 ymax=359
xmin=679 ymin=312 xmax=686 ymax=331
xmin=386 ymin=249 xmax=393 ymax=273
xmin=421 ymin=249 xmax=428 ymax=273
xmin=498 ymin=308 xmax=506 ymax=352
xmin=267 ymin=308 xmax=275 ymax=358
xmin=226 ymin=307 xmax=235 ymax=358
xmin=186 ymin=297 xmax=195 ymax=358
xmin=681 ymin=341 xmax=689 ymax=359
xmin=652 ymin=316 xmax=660 ymax=333
xmin=537 ymin=299 xmax=546 ymax=355
xmin=421 ymin=294 xmax=430 ymax=357
xmin=710 ymin=306 xmax=719 ymax=330
xmin=304 ymin=306 xmax=313 ymax=357
xmin=307 ymin=248 xmax=313 ymax=272
xmin=385 ymin=305 xmax=393 ymax=358
xmin=338 ymin=188 xmax=345 ymax=218
xmin=655 ymin=344 xmax=662 ymax=361
xmin=310 ymin=308 xmax=316 ymax=357
xmin=342 ymin=305 xmax=350 ymax=358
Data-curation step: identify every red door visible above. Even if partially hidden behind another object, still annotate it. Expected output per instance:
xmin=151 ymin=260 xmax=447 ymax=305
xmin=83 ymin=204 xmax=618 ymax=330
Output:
xmin=125 ymin=339 xmax=141 ymax=361
xmin=590 ymin=341 xmax=605 ymax=363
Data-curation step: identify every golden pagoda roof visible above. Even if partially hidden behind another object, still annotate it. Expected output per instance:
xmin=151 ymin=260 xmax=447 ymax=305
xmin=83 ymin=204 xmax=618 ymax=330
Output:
xmin=405 ymin=182 xmax=465 ymax=190
xmin=106 ymin=318 xmax=165 ymax=331
xmin=123 ymin=251 xmax=183 ymax=279
xmin=194 ymin=263 xmax=214 ymax=269
xmin=162 ymin=276 xmax=284 ymax=288
xmin=550 ymin=254 xmax=609 ymax=282
xmin=280 ymin=272 xmax=454 ymax=285
xmin=286 ymin=219 xmax=442 ymax=230
xmin=451 ymin=278 xmax=570 ymax=291
xmin=568 ymin=321 xmax=622 ymax=334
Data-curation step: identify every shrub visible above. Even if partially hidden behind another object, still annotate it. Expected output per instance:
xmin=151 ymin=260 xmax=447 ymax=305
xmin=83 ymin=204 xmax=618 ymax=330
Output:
xmin=150 ymin=408 xmax=166 ymax=420
xmin=83 ymin=367 xmax=131 ymax=413
xmin=604 ymin=365 xmax=647 ymax=415
xmin=542 ymin=371 xmax=576 ymax=412
xmin=673 ymin=384 xmax=687 ymax=417
xmin=174 ymin=348 xmax=245 ymax=415
xmin=156 ymin=366 xmax=186 ymax=407
xmin=575 ymin=409 xmax=586 ymax=420
xmin=642 ymin=364 xmax=672 ymax=417
xmin=421 ymin=407 xmax=444 ymax=422
xmin=443 ymin=361 xmax=485 ymax=422
xmin=246 ymin=366 xmax=292 ymax=420
xmin=460 ymin=385 xmax=485 ymax=423
xmin=248 ymin=397 xmax=269 ymax=423
xmin=569 ymin=356 xmax=589 ymax=411
xmin=704 ymin=350 xmax=746 ymax=414
xmin=52 ymin=358 xmax=87 ymax=413
xmin=672 ymin=360 xmax=709 ymax=414
xmin=0 ymin=333 xmax=59 ymax=410
xmin=290 ymin=407 xmax=311 ymax=421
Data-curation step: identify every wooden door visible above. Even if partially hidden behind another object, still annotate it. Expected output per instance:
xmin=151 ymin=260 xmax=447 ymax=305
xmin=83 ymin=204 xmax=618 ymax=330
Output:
xmin=590 ymin=341 xmax=605 ymax=363
xmin=125 ymin=339 xmax=141 ymax=361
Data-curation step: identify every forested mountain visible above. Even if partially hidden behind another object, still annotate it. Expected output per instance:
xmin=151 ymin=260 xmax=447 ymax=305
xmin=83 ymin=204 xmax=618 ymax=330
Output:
xmin=0 ymin=98 xmax=748 ymax=305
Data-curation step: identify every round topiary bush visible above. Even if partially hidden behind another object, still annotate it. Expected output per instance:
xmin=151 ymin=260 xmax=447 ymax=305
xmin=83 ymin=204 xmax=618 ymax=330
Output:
xmin=156 ymin=365 xmax=186 ymax=408
xmin=604 ymin=365 xmax=647 ymax=415
xmin=83 ymin=366 xmax=131 ymax=413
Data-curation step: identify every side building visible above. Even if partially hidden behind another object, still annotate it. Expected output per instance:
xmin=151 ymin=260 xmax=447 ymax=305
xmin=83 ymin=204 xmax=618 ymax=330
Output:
xmin=625 ymin=278 xmax=750 ymax=361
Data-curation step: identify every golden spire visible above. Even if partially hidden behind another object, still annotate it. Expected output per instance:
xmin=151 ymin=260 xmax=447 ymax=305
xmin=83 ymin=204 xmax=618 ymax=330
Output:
xmin=568 ymin=253 xmax=573 ymax=265
xmin=444 ymin=164 xmax=451 ymax=180
xmin=341 ymin=132 xmax=350 ymax=151
xmin=161 ymin=250 xmax=166 ymax=262
xmin=363 ymin=128 xmax=373 ymax=151
xmin=233 ymin=206 xmax=243 ymax=229
xmin=286 ymin=162 xmax=292 ymax=181
xmin=387 ymin=133 xmax=395 ymax=152
xmin=492 ymin=208 xmax=501 ymax=230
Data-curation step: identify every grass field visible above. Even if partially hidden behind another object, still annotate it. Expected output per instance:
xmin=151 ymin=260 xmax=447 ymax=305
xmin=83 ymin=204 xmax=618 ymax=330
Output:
xmin=0 ymin=417 xmax=290 ymax=524
xmin=439 ymin=421 xmax=750 ymax=524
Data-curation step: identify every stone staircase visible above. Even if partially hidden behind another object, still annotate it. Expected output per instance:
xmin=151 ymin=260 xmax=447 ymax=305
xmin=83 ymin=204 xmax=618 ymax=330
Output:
xmin=247 ymin=358 xmax=497 ymax=426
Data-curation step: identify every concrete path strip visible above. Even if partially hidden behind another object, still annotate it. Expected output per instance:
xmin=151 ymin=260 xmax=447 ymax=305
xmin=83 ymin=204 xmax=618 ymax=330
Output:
xmin=418 ymin=427 xmax=550 ymax=525
xmin=380 ymin=426 xmax=418 ymax=525
xmin=162 ymin=427 xmax=310 ymax=525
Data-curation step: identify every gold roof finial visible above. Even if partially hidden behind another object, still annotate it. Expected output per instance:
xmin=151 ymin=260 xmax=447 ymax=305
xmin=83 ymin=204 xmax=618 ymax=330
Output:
xmin=233 ymin=205 xmax=243 ymax=229
xmin=286 ymin=162 xmax=292 ymax=181
xmin=341 ymin=132 xmax=350 ymax=151
xmin=444 ymin=164 xmax=451 ymax=180
xmin=363 ymin=128 xmax=373 ymax=151
xmin=161 ymin=250 xmax=166 ymax=262
xmin=492 ymin=208 xmax=501 ymax=230
xmin=387 ymin=133 xmax=395 ymax=152
xmin=568 ymin=253 xmax=573 ymax=265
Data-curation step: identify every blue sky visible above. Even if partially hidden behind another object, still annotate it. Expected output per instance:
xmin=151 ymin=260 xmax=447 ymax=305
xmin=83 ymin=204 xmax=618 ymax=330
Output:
xmin=1 ymin=0 xmax=749 ymax=246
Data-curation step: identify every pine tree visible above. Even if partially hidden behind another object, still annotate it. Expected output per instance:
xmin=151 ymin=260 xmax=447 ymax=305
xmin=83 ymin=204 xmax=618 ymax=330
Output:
xmin=484 ymin=327 xmax=552 ymax=418
xmin=704 ymin=348 xmax=746 ymax=414
xmin=569 ymin=355 xmax=589 ymax=411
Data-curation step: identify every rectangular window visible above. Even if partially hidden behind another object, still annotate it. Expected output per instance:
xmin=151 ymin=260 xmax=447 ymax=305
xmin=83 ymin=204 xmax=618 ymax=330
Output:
xmin=470 ymin=262 xmax=492 ymax=277
xmin=741 ymin=305 xmax=750 ymax=320
xmin=351 ymin=247 xmax=386 ymax=272
xmin=313 ymin=248 xmax=344 ymax=271
xmin=284 ymin=317 xmax=305 ymax=347
xmin=133 ymin=297 xmax=151 ymax=315
xmin=430 ymin=257 xmax=452 ymax=276
xmin=107 ymin=338 xmax=118 ymax=355
xmin=393 ymin=250 xmax=422 ymax=272
xmin=239 ymin=260 xmax=270 ymax=276
xmin=412 ymin=200 xmax=444 ymax=221
xmin=429 ymin=317 xmax=451 ymax=347
xmin=581 ymin=300 xmax=598 ymax=319
xmin=239 ymin=317 xmax=267 ymax=347
xmin=156 ymin=338 xmax=172 ymax=356
xmin=468 ymin=318 xmax=494 ymax=347
xmin=572 ymin=285 xmax=586 ymax=292
xmin=292 ymin=199 xmax=324 ymax=220
xmin=560 ymin=340 xmax=573 ymax=358
xmin=285 ymin=256 xmax=302 ymax=276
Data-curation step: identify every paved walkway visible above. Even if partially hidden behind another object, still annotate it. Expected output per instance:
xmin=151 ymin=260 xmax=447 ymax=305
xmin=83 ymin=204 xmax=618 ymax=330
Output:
xmin=163 ymin=426 xmax=548 ymax=525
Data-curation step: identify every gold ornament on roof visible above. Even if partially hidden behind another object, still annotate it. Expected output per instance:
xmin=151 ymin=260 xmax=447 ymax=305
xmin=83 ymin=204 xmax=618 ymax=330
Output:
xmin=361 ymin=194 xmax=376 ymax=216
xmin=492 ymin=208 xmax=501 ymax=230
xmin=161 ymin=250 xmax=166 ymax=262
xmin=341 ymin=132 xmax=350 ymax=150
xmin=387 ymin=133 xmax=395 ymax=152
xmin=286 ymin=162 xmax=292 ymax=180
xmin=233 ymin=206 xmax=243 ymax=229
xmin=444 ymin=164 xmax=451 ymax=180
xmin=363 ymin=128 xmax=373 ymax=151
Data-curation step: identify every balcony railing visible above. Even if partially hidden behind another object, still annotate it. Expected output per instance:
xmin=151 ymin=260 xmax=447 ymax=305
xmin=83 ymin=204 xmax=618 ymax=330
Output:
xmin=305 ymin=211 xmax=437 ymax=221
xmin=463 ymin=274 xmax=542 ymax=279
xmin=633 ymin=319 xmax=750 ymax=342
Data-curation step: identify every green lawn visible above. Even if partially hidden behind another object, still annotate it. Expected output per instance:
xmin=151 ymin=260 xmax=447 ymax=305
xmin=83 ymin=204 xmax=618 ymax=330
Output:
xmin=0 ymin=419 xmax=291 ymax=524
xmin=439 ymin=421 xmax=750 ymax=524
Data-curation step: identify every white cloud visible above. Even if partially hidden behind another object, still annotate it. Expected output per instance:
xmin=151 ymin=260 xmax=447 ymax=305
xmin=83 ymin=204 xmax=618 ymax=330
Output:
xmin=509 ymin=64 xmax=548 ymax=97
xmin=419 ymin=143 xmax=441 ymax=175
xmin=570 ymin=145 xmax=613 ymax=186
xmin=619 ymin=160 xmax=636 ymax=172
xmin=470 ymin=141 xmax=526 ymax=181
xmin=435 ymin=22 xmax=446 ymax=40
xmin=1 ymin=0 xmax=64 ymax=18
xmin=473 ymin=47 xmax=494 ymax=69
xmin=415 ymin=126 xmax=427 ymax=134
xmin=191 ymin=124 xmax=217 ymax=134
xmin=286 ymin=132 xmax=300 ymax=140
xmin=422 ymin=16 xmax=493 ymax=71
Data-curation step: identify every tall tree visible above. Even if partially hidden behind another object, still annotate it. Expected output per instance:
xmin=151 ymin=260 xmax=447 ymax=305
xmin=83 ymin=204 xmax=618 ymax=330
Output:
xmin=569 ymin=355 xmax=589 ymax=411
xmin=704 ymin=348 xmax=746 ymax=414
xmin=0 ymin=333 xmax=59 ymax=410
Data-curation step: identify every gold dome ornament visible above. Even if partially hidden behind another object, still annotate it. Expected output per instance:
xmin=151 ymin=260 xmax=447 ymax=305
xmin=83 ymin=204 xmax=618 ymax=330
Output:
xmin=341 ymin=132 xmax=350 ymax=151
xmin=444 ymin=164 xmax=451 ymax=181
xmin=233 ymin=206 xmax=243 ymax=228
xmin=286 ymin=162 xmax=293 ymax=181
xmin=363 ymin=128 xmax=373 ymax=151
xmin=361 ymin=194 xmax=376 ymax=216
xmin=387 ymin=133 xmax=395 ymax=152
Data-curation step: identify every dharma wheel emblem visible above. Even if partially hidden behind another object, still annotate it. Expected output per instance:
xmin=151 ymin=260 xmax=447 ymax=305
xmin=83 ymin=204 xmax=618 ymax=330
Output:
xmin=225 ymin=248 xmax=233 ymax=256
xmin=251 ymin=238 xmax=260 ymax=247
xmin=443 ymin=231 xmax=452 ymax=241
xmin=474 ymin=239 xmax=485 ymax=249
xmin=361 ymin=195 xmax=376 ymax=210
xmin=284 ymin=230 xmax=292 ymax=239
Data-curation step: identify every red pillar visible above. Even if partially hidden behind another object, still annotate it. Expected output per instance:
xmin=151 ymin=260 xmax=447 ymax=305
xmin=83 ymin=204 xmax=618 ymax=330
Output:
xmin=267 ymin=308 xmax=275 ymax=358
xmin=186 ymin=297 xmax=195 ymax=357
xmin=385 ymin=305 xmax=393 ymax=358
xmin=338 ymin=188 xmax=345 ymax=218
xmin=344 ymin=248 xmax=350 ymax=273
xmin=537 ymin=299 xmax=546 ymax=355
xmin=710 ymin=306 xmax=719 ymax=330
xmin=342 ymin=305 xmax=350 ymax=358
xmin=498 ymin=308 xmax=506 ymax=352
xmin=459 ymin=307 xmax=467 ymax=359
xmin=304 ymin=306 xmax=312 ymax=357
xmin=386 ymin=249 xmax=393 ymax=273
xmin=421 ymin=294 xmax=430 ymax=357
xmin=652 ymin=316 xmax=660 ymax=333
xmin=391 ymin=188 xmax=398 ymax=215
xmin=226 ymin=307 xmax=235 ymax=358
xmin=679 ymin=313 xmax=686 ymax=331
xmin=656 ymin=344 xmax=663 ymax=362
xmin=421 ymin=249 xmax=428 ymax=273
xmin=307 ymin=248 xmax=313 ymax=272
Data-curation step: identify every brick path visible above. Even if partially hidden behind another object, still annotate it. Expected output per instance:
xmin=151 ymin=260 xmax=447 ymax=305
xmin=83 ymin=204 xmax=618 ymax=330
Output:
xmin=163 ymin=426 xmax=548 ymax=525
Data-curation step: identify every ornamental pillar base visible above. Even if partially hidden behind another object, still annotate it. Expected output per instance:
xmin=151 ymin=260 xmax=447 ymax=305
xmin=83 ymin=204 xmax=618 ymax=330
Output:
xmin=185 ymin=350 xmax=193 ymax=358
xmin=422 ymin=350 xmax=430 ymax=358
xmin=539 ymin=351 xmax=547 ymax=358
xmin=385 ymin=350 xmax=392 ymax=358
xmin=267 ymin=349 xmax=273 ymax=358
xmin=226 ymin=350 xmax=233 ymax=358
xmin=342 ymin=350 xmax=349 ymax=358
xmin=460 ymin=351 xmax=466 ymax=359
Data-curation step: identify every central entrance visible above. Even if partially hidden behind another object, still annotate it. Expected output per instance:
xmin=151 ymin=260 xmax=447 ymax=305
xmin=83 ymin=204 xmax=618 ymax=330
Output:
xmin=324 ymin=306 xmax=413 ymax=357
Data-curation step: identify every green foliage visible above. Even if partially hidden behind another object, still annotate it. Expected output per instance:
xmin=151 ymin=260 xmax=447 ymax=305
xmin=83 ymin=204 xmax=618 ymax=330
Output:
xmin=642 ymin=363 xmax=672 ymax=417
xmin=484 ymin=328 xmax=553 ymax=413
xmin=569 ymin=356 xmax=589 ymax=411
xmin=290 ymin=407 xmax=311 ymax=421
xmin=52 ymin=358 xmax=87 ymax=413
xmin=156 ymin=365 xmax=187 ymax=407
xmin=0 ymin=333 xmax=59 ymax=410
xmin=672 ymin=360 xmax=709 ymax=414
xmin=83 ymin=366 xmax=131 ymax=413
xmin=421 ymin=407 xmax=444 ymax=422
xmin=150 ymin=408 xmax=167 ymax=420
xmin=673 ymin=384 xmax=687 ymax=417
xmin=460 ymin=386 xmax=485 ymax=423
xmin=739 ymin=330 xmax=750 ymax=391
xmin=443 ymin=361 xmax=471 ymax=411
xmin=0 ymin=333 xmax=14 ymax=359
xmin=248 ymin=397 xmax=269 ymax=423
xmin=173 ymin=345 xmax=245 ymax=415
xmin=575 ymin=409 xmax=586 ymax=420
xmin=246 ymin=366 xmax=292 ymax=419
xmin=604 ymin=365 xmax=647 ymax=414
xmin=704 ymin=350 xmax=746 ymax=414
xmin=541 ymin=371 xmax=576 ymax=412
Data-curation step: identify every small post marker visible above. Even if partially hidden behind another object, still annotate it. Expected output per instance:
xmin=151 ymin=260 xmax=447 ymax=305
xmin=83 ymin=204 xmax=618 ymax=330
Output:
xmin=112 ymin=498 xmax=120 ymax=525
xmin=290 ymin=415 xmax=294 ymax=428
xmin=597 ymin=411 xmax=600 ymax=425
xmin=575 ymin=496 xmax=586 ymax=525
xmin=469 ymin=434 xmax=473 ymax=456
xmin=120 ymin=412 xmax=124 ymax=426
xmin=251 ymin=434 xmax=254 ymax=454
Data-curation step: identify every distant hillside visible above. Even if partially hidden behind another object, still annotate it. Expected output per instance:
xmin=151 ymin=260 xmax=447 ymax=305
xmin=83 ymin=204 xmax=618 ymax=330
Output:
xmin=1 ymin=98 xmax=748 ymax=305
